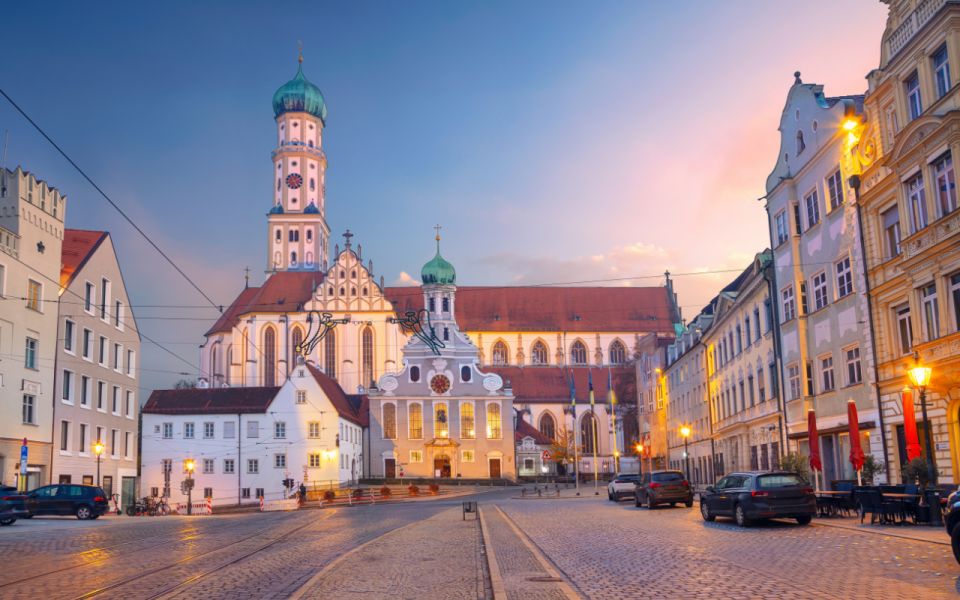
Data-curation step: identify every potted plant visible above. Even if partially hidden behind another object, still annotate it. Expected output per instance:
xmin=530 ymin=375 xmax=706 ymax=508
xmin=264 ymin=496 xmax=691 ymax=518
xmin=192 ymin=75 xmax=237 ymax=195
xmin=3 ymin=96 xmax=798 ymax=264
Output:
xmin=379 ymin=486 xmax=392 ymax=498
xmin=428 ymin=483 xmax=440 ymax=495
xmin=408 ymin=484 xmax=420 ymax=496
xmin=351 ymin=488 xmax=365 ymax=500
xmin=322 ymin=489 xmax=336 ymax=501
xmin=902 ymin=457 xmax=935 ymax=490
xmin=860 ymin=455 xmax=884 ymax=485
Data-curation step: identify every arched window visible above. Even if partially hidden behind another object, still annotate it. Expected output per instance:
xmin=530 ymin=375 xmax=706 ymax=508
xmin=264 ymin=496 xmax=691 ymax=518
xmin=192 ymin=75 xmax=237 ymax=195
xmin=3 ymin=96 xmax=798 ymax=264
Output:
xmin=382 ymin=403 xmax=396 ymax=439
xmin=461 ymin=402 xmax=475 ymax=439
xmin=305 ymin=252 xmax=314 ymax=265
xmin=580 ymin=412 xmax=598 ymax=454
xmin=362 ymin=326 xmax=374 ymax=388
xmin=291 ymin=327 xmax=304 ymax=361
xmin=310 ymin=178 xmax=315 ymax=191
xmin=539 ymin=412 xmax=556 ymax=441
xmin=434 ymin=402 xmax=449 ymax=438
xmin=429 ymin=298 xmax=436 ymax=312
xmin=409 ymin=403 xmax=423 ymax=439
xmin=275 ymin=229 xmax=281 ymax=242
xmin=306 ymin=230 xmax=313 ymax=242
xmin=290 ymin=251 xmax=297 ymax=265
xmin=442 ymin=297 xmax=449 ymax=312
xmin=263 ymin=327 xmax=277 ymax=387
xmin=211 ymin=345 xmax=219 ymax=380
xmin=486 ymin=403 xmax=502 ymax=439
xmin=225 ymin=346 xmax=232 ymax=385
xmin=461 ymin=365 xmax=472 ymax=382
xmin=410 ymin=366 xmax=421 ymax=382
xmin=531 ymin=341 xmax=548 ymax=365
xmin=289 ymin=230 xmax=299 ymax=242
xmin=609 ymin=340 xmax=626 ymax=365
xmin=492 ymin=341 xmax=508 ymax=366
xmin=570 ymin=340 xmax=588 ymax=365
xmin=324 ymin=329 xmax=336 ymax=380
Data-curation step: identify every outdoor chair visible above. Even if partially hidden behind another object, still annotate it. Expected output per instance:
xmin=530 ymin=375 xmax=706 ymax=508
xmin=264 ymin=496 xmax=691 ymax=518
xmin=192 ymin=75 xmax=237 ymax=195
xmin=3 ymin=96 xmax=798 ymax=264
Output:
xmin=858 ymin=489 xmax=900 ymax=524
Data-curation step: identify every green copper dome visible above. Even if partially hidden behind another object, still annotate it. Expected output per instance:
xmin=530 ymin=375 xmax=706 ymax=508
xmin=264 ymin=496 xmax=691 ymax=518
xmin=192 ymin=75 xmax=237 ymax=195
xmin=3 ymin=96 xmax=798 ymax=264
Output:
xmin=272 ymin=61 xmax=327 ymax=123
xmin=421 ymin=238 xmax=456 ymax=285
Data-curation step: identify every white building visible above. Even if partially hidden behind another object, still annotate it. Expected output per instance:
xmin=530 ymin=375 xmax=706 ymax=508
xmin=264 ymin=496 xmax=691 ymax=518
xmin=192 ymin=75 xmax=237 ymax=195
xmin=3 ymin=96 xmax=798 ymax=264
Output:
xmin=51 ymin=229 xmax=140 ymax=506
xmin=141 ymin=364 xmax=365 ymax=507
xmin=0 ymin=166 xmax=66 ymax=490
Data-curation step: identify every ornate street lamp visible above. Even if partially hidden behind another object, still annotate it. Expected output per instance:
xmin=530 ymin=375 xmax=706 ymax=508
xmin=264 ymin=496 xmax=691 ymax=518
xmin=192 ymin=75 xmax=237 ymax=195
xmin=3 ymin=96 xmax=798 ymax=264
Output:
xmin=184 ymin=459 xmax=196 ymax=515
xmin=679 ymin=425 xmax=692 ymax=482
xmin=907 ymin=355 xmax=936 ymax=486
xmin=93 ymin=440 xmax=105 ymax=486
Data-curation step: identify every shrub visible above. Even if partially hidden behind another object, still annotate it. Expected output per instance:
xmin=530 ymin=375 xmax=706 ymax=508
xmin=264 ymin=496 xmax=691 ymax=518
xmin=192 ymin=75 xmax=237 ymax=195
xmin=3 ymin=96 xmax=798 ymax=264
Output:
xmin=777 ymin=452 xmax=811 ymax=484
xmin=408 ymin=484 xmax=420 ymax=496
xmin=379 ymin=486 xmax=392 ymax=497
xmin=322 ymin=490 xmax=336 ymax=501
xmin=428 ymin=483 xmax=440 ymax=494
xmin=861 ymin=454 xmax=885 ymax=485
xmin=351 ymin=488 xmax=365 ymax=499
xmin=903 ymin=457 xmax=937 ymax=489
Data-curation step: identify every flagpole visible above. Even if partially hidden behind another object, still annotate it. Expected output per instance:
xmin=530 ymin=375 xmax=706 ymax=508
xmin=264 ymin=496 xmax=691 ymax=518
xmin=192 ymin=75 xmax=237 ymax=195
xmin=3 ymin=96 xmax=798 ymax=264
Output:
xmin=569 ymin=369 xmax=580 ymax=497
xmin=608 ymin=367 xmax=619 ymax=473
xmin=589 ymin=369 xmax=598 ymax=495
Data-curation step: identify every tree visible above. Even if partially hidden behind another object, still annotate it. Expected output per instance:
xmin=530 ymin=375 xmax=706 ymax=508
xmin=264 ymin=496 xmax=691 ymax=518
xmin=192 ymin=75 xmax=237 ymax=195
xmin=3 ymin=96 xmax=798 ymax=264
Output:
xmin=174 ymin=379 xmax=197 ymax=390
xmin=549 ymin=428 xmax=581 ymax=465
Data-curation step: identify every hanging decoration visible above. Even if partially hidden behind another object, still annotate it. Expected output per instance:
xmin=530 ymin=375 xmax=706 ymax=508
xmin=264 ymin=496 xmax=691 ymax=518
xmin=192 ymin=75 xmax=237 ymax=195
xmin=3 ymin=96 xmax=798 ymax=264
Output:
xmin=389 ymin=308 xmax=445 ymax=355
xmin=297 ymin=311 xmax=350 ymax=356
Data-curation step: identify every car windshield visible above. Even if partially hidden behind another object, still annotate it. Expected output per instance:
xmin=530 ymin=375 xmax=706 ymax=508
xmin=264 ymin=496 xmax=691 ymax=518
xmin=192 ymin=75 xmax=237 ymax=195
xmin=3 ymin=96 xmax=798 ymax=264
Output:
xmin=757 ymin=474 xmax=805 ymax=489
xmin=652 ymin=472 xmax=684 ymax=483
xmin=618 ymin=475 xmax=638 ymax=481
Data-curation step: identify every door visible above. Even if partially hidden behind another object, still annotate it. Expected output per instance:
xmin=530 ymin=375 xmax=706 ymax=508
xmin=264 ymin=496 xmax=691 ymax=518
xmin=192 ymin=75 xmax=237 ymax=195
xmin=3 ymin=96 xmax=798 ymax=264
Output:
xmin=385 ymin=458 xmax=396 ymax=479
xmin=27 ymin=485 xmax=59 ymax=515
xmin=101 ymin=476 xmax=113 ymax=501
xmin=489 ymin=458 xmax=501 ymax=479
xmin=713 ymin=476 xmax=736 ymax=515
xmin=121 ymin=477 xmax=137 ymax=512
xmin=434 ymin=455 xmax=451 ymax=478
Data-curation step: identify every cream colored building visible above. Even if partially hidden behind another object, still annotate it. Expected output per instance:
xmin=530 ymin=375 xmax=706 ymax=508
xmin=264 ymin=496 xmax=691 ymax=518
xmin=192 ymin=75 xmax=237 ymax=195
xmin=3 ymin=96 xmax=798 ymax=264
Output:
xmin=0 ymin=166 xmax=65 ymax=489
xmin=857 ymin=0 xmax=960 ymax=484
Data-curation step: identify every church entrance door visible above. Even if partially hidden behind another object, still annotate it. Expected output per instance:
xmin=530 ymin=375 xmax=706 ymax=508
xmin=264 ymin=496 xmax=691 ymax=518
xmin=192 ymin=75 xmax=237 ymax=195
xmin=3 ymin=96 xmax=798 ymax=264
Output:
xmin=434 ymin=455 xmax=451 ymax=478
xmin=385 ymin=459 xmax=396 ymax=479
xmin=489 ymin=458 xmax=501 ymax=479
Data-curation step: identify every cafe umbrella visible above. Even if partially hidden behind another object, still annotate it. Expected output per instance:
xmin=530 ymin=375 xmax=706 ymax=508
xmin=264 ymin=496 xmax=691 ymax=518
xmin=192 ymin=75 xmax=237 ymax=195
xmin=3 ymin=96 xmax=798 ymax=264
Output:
xmin=847 ymin=399 xmax=865 ymax=485
xmin=901 ymin=387 xmax=923 ymax=461
xmin=808 ymin=409 xmax=822 ymax=492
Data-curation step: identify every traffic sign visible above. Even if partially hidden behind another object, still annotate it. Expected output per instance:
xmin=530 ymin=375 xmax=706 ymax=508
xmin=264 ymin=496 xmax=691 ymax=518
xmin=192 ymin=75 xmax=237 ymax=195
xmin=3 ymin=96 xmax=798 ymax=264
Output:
xmin=541 ymin=450 xmax=550 ymax=461
xmin=19 ymin=438 xmax=28 ymax=475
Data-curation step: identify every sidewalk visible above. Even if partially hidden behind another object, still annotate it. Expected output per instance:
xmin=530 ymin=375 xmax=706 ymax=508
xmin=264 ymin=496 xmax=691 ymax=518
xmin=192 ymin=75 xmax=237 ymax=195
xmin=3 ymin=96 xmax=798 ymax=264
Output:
xmin=814 ymin=514 xmax=949 ymax=546
xmin=513 ymin=484 xmax=607 ymax=500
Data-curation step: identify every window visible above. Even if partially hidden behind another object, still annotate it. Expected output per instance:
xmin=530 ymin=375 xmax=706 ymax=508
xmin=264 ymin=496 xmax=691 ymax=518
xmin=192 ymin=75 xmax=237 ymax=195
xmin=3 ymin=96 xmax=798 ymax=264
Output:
xmin=922 ymin=283 xmax=940 ymax=341
xmin=97 ymin=382 xmax=105 ymax=410
xmin=361 ymin=326 xmax=374 ymax=388
xmin=796 ymin=130 xmax=806 ymax=155
xmin=274 ymin=454 xmax=286 ymax=468
xmin=835 ymin=257 xmax=853 ymax=298
xmin=442 ymin=297 xmax=449 ymax=312
xmin=114 ymin=300 xmax=123 ymax=328
xmin=755 ymin=306 xmax=762 ymax=338
xmin=609 ymin=340 xmax=626 ymax=365
xmin=223 ymin=421 xmax=235 ymax=439
xmin=757 ymin=367 xmax=766 ymax=403
xmin=263 ymin=327 xmax=276 ymax=387
xmin=124 ymin=432 xmax=131 ymax=458
xmin=247 ymin=459 xmax=259 ymax=474
xmin=79 ymin=423 xmax=87 ymax=453
xmin=410 ymin=450 xmax=423 ymax=463
xmin=203 ymin=459 xmax=214 ymax=474
xmin=788 ymin=364 xmax=801 ymax=400
xmin=775 ymin=210 xmax=789 ymax=245
xmin=184 ymin=422 xmax=195 ymax=439
xmin=126 ymin=391 xmax=133 ymax=417
xmin=80 ymin=376 xmax=90 ymax=406
xmin=793 ymin=202 xmax=802 ymax=235
xmin=539 ymin=412 xmax=556 ymax=440
xmin=112 ymin=386 xmax=120 ymax=414
xmin=434 ymin=402 xmax=449 ymax=438
xmin=323 ymin=329 xmax=336 ymax=379
xmin=934 ymin=45 xmax=951 ymax=99
xmin=274 ymin=421 xmax=286 ymax=439
xmin=744 ymin=316 xmax=752 ymax=345
xmin=747 ymin=374 xmax=755 ymax=406
xmin=804 ymin=189 xmax=820 ymax=229
xmin=64 ymin=319 xmax=75 ymax=352
xmin=906 ymin=71 xmax=922 ymax=120
xmin=62 ymin=370 xmax=73 ymax=402
xmin=580 ymin=412 xmax=598 ymax=454
xmin=100 ymin=278 xmax=109 ymax=320
xmin=846 ymin=346 xmax=863 ymax=385
xmin=296 ymin=390 xmax=306 ymax=404
xmin=410 ymin=365 xmax=420 ymax=383
xmin=893 ymin=304 xmax=913 ymax=354
xmin=487 ymin=403 xmax=502 ymax=439
xmin=26 ymin=279 xmax=41 ymax=311
xmin=308 ymin=421 xmax=321 ymax=438
xmin=826 ymin=168 xmax=844 ymax=211
xmin=409 ymin=403 xmax=423 ymax=439
xmin=882 ymin=205 xmax=902 ymax=258
xmin=781 ymin=286 xmax=796 ymax=321
xmin=933 ymin=152 xmax=957 ymax=217
xmin=952 ymin=273 xmax=960 ymax=331
xmin=224 ymin=459 xmax=235 ymax=474
xmin=98 ymin=336 xmax=107 ymax=365
xmin=60 ymin=421 xmax=69 ymax=451
xmin=570 ymin=340 xmax=587 ymax=365
xmin=492 ymin=341 xmax=508 ymax=366
xmin=806 ymin=361 xmax=815 ymax=396
xmin=162 ymin=423 xmax=173 ymax=439
xmin=309 ymin=453 xmax=321 ymax=468
xmin=820 ymin=355 xmax=835 ymax=393
xmin=85 ymin=282 xmax=94 ymax=312
xmin=82 ymin=329 xmax=92 ymax=359
xmin=247 ymin=421 xmax=259 ymax=438
xmin=462 ymin=450 xmax=475 ymax=463
xmin=22 ymin=394 xmax=36 ymax=424
xmin=25 ymin=337 xmax=37 ymax=369
xmin=382 ymin=403 xmax=396 ymax=439
xmin=461 ymin=365 xmax=472 ymax=382
xmin=735 ymin=326 xmax=742 ymax=354
xmin=113 ymin=343 xmax=121 ymax=370
xmin=203 ymin=422 xmax=214 ymax=439
xmin=242 ymin=488 xmax=251 ymax=499
xmin=906 ymin=172 xmax=928 ymax=233
xmin=461 ymin=402 xmax=475 ymax=439
xmin=812 ymin=272 xmax=828 ymax=310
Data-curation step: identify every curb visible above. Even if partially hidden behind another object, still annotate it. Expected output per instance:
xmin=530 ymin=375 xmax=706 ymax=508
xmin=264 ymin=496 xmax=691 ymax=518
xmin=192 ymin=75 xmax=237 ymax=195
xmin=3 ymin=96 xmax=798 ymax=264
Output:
xmin=812 ymin=519 xmax=950 ymax=546
xmin=478 ymin=507 xmax=508 ymax=600
xmin=492 ymin=505 xmax=581 ymax=600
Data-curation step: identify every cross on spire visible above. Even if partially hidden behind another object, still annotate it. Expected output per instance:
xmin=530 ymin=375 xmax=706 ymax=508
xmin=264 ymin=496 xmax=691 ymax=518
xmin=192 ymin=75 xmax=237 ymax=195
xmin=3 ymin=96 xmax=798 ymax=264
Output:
xmin=297 ymin=40 xmax=304 ymax=64
xmin=343 ymin=229 xmax=354 ymax=248
xmin=244 ymin=266 xmax=251 ymax=289
xmin=434 ymin=224 xmax=442 ymax=252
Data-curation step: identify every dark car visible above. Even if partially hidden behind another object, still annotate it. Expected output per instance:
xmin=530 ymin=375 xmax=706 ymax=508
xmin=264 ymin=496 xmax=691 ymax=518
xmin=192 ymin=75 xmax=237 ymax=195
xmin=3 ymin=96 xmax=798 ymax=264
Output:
xmin=634 ymin=470 xmax=694 ymax=509
xmin=24 ymin=484 xmax=109 ymax=520
xmin=700 ymin=471 xmax=816 ymax=527
xmin=0 ymin=485 xmax=28 ymax=525
xmin=944 ymin=488 xmax=960 ymax=563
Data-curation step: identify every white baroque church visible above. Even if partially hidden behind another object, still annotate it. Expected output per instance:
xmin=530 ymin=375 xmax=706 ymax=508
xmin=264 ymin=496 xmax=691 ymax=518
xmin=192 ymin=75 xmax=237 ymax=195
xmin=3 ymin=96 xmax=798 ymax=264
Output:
xmin=149 ymin=55 xmax=682 ymax=489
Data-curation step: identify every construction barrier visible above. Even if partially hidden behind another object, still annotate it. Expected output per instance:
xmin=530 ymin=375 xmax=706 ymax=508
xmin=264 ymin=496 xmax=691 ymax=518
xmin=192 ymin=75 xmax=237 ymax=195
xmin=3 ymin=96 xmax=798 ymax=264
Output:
xmin=260 ymin=498 xmax=300 ymax=512
xmin=174 ymin=498 xmax=213 ymax=515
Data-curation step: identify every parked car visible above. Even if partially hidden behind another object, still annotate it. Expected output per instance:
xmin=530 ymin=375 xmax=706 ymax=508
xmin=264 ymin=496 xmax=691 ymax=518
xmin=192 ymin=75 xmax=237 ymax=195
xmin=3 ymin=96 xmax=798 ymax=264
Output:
xmin=24 ymin=484 xmax=109 ymax=520
xmin=944 ymin=487 xmax=960 ymax=563
xmin=700 ymin=471 xmax=815 ymax=527
xmin=607 ymin=473 xmax=641 ymax=501
xmin=0 ymin=486 xmax=28 ymax=526
xmin=634 ymin=470 xmax=694 ymax=509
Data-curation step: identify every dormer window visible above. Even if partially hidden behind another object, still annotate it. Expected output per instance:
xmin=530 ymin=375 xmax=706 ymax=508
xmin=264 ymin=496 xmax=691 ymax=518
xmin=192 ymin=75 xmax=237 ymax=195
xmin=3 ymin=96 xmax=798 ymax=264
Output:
xmin=796 ymin=130 xmax=806 ymax=155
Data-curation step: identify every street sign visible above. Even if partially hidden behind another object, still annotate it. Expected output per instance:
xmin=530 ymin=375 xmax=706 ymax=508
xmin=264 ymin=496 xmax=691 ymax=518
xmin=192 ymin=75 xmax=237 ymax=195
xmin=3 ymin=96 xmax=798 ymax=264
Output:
xmin=19 ymin=439 xmax=28 ymax=475
xmin=541 ymin=450 xmax=550 ymax=461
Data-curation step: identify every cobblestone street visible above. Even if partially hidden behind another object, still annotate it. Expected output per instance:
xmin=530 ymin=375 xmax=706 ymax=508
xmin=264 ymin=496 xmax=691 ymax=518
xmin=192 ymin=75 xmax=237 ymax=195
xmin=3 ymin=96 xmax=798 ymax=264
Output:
xmin=1 ymin=490 xmax=959 ymax=599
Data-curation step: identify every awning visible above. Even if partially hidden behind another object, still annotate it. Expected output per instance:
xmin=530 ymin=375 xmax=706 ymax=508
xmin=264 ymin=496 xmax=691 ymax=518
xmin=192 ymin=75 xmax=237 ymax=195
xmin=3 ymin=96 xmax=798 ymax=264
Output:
xmin=787 ymin=420 xmax=877 ymax=440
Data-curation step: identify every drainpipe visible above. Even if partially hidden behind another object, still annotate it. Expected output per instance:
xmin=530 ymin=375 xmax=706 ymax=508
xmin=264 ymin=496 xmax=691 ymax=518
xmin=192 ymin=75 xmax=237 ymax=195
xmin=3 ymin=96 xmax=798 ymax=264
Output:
xmin=850 ymin=174 xmax=891 ymax=481
xmin=760 ymin=196 xmax=789 ymax=462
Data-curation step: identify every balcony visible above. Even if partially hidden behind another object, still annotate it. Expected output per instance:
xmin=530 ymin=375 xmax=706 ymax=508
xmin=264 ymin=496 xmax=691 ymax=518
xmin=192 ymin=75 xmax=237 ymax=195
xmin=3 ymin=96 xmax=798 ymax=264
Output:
xmin=888 ymin=0 xmax=951 ymax=59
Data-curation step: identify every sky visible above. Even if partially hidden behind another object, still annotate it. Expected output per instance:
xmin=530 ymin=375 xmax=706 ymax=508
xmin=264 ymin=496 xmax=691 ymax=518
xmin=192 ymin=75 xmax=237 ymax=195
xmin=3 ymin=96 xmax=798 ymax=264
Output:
xmin=0 ymin=0 xmax=890 ymax=395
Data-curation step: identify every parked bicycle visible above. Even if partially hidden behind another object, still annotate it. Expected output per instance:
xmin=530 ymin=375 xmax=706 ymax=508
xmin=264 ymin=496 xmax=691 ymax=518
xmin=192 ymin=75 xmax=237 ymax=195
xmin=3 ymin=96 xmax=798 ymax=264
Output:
xmin=125 ymin=496 xmax=172 ymax=516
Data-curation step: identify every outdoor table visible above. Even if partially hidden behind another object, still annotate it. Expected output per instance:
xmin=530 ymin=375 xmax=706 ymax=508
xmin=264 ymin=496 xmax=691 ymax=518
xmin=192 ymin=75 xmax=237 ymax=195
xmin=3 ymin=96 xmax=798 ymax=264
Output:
xmin=816 ymin=491 xmax=847 ymax=517
xmin=879 ymin=492 xmax=922 ymax=524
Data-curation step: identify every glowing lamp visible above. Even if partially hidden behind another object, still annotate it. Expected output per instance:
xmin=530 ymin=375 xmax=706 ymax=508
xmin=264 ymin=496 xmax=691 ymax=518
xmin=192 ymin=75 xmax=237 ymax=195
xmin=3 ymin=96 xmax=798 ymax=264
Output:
xmin=842 ymin=118 xmax=859 ymax=132
xmin=679 ymin=425 xmax=691 ymax=439
xmin=185 ymin=459 xmax=196 ymax=473
xmin=93 ymin=441 xmax=105 ymax=456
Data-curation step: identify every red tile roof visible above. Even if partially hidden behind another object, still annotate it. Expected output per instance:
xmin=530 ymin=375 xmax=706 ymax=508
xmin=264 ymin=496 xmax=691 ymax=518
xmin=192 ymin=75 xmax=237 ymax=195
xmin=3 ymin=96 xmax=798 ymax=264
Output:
xmin=516 ymin=419 xmax=552 ymax=445
xmin=60 ymin=229 xmax=108 ymax=289
xmin=384 ymin=286 xmax=674 ymax=333
xmin=205 ymin=271 xmax=324 ymax=336
xmin=143 ymin=387 xmax=280 ymax=415
xmin=306 ymin=363 xmax=368 ymax=427
xmin=490 ymin=366 xmax=636 ymax=405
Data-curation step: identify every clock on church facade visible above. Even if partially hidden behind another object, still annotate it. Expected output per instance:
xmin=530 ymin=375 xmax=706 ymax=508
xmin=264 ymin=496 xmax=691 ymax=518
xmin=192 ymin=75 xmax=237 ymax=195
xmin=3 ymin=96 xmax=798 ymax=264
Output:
xmin=430 ymin=374 xmax=450 ymax=394
xmin=285 ymin=173 xmax=303 ymax=189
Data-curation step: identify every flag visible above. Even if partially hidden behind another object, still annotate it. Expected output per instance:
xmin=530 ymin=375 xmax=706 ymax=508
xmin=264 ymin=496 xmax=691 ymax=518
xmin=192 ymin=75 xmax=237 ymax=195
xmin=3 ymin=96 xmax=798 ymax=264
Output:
xmin=588 ymin=369 xmax=595 ymax=406
xmin=607 ymin=367 xmax=616 ymax=406
xmin=568 ymin=370 xmax=577 ymax=417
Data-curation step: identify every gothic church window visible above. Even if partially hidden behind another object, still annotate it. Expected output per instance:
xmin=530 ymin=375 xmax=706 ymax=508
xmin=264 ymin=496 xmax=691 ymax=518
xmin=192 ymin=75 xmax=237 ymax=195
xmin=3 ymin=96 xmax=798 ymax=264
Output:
xmin=324 ymin=329 xmax=336 ymax=379
xmin=531 ymin=341 xmax=548 ymax=365
xmin=580 ymin=412 xmax=598 ymax=454
xmin=570 ymin=340 xmax=588 ymax=365
xmin=609 ymin=340 xmax=627 ymax=365
xmin=362 ymin=326 xmax=374 ymax=388
xmin=382 ymin=403 xmax=396 ymax=439
xmin=539 ymin=412 xmax=556 ymax=441
xmin=492 ymin=341 xmax=508 ymax=366
xmin=263 ymin=327 xmax=277 ymax=387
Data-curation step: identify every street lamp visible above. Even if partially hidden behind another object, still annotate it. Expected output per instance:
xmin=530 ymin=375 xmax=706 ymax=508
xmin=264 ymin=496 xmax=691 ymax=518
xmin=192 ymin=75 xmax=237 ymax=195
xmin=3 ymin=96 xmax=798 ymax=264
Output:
xmin=634 ymin=442 xmax=645 ymax=478
xmin=679 ymin=426 xmax=692 ymax=483
xmin=93 ymin=440 xmax=105 ymax=486
xmin=184 ymin=459 xmax=196 ymax=515
xmin=907 ymin=355 xmax=936 ymax=486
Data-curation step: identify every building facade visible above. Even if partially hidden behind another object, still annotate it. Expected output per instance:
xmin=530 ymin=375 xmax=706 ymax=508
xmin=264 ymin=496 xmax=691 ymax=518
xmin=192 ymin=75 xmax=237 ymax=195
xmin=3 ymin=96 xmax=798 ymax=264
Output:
xmin=858 ymin=0 xmax=960 ymax=484
xmin=0 ymin=167 xmax=66 ymax=490
xmin=51 ymin=230 xmax=140 ymax=504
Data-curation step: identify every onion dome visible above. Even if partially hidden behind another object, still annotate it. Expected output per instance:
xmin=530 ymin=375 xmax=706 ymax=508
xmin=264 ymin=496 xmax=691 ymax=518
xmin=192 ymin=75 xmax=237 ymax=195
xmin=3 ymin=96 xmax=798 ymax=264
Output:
xmin=272 ymin=57 xmax=327 ymax=123
xmin=304 ymin=202 xmax=320 ymax=214
xmin=268 ymin=203 xmax=284 ymax=214
xmin=421 ymin=234 xmax=456 ymax=285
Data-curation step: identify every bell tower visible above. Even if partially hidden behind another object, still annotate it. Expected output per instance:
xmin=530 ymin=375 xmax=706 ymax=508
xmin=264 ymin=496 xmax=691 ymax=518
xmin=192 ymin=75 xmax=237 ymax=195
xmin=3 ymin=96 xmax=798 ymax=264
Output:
xmin=267 ymin=50 xmax=330 ymax=273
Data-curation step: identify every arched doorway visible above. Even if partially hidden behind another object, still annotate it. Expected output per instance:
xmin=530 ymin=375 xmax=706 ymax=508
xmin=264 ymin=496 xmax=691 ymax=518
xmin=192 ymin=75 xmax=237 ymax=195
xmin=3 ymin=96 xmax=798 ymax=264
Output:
xmin=434 ymin=454 xmax=451 ymax=478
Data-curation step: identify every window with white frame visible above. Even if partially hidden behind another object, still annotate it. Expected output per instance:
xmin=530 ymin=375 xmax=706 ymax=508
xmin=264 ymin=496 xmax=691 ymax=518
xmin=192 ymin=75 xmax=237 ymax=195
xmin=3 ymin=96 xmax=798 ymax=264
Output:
xmin=952 ymin=273 xmax=960 ymax=332
xmin=462 ymin=450 xmax=475 ymax=463
xmin=845 ymin=346 xmax=862 ymax=385
xmin=82 ymin=329 xmax=92 ymax=359
xmin=410 ymin=450 xmax=423 ymax=463
xmin=24 ymin=337 xmax=37 ymax=370
xmin=906 ymin=172 xmax=928 ymax=233
xmin=184 ymin=422 xmax=195 ymax=439
xmin=775 ymin=210 xmax=789 ymax=245
xmin=933 ymin=151 xmax=957 ymax=218
xmin=223 ymin=459 xmax=235 ymax=474
xmin=113 ymin=343 xmax=121 ymax=371
xmin=203 ymin=422 xmax=214 ymax=438
xmin=906 ymin=71 xmax=923 ymax=120
xmin=409 ymin=403 xmax=423 ymax=439
xmin=788 ymin=364 xmax=801 ymax=400
xmin=64 ymin=319 xmax=75 ymax=353
xmin=781 ymin=285 xmax=796 ymax=321
xmin=247 ymin=459 xmax=259 ymax=474
xmin=308 ymin=421 xmax=321 ymax=438
xmin=274 ymin=453 xmax=286 ymax=468
xmin=202 ymin=458 xmax=214 ymax=474
xmin=80 ymin=376 xmax=90 ymax=407
xmin=22 ymin=394 xmax=36 ymax=424
xmin=162 ymin=422 xmax=173 ymax=439
xmin=247 ymin=421 xmax=259 ymax=438
xmin=274 ymin=421 xmax=286 ymax=439
xmin=98 ymin=335 xmax=107 ymax=365
xmin=826 ymin=168 xmax=844 ymax=211
xmin=84 ymin=282 xmax=94 ymax=313
xmin=835 ymin=257 xmax=853 ymax=298
xmin=309 ymin=453 xmax=321 ymax=468
xmin=124 ymin=431 xmax=131 ymax=458
xmin=26 ymin=279 xmax=41 ymax=311
xmin=882 ymin=205 xmax=902 ymax=258
xmin=112 ymin=386 xmax=120 ymax=414
xmin=820 ymin=355 xmax=835 ymax=392
xmin=62 ymin=369 xmax=73 ymax=402
xmin=804 ymin=189 xmax=820 ymax=229
xmin=296 ymin=390 xmax=307 ymax=404
xmin=799 ymin=282 xmax=809 ymax=315
xmin=934 ymin=45 xmax=951 ymax=99
xmin=125 ymin=391 xmax=133 ymax=417
xmin=126 ymin=350 xmax=135 ymax=376
xmin=223 ymin=421 xmax=235 ymax=439
xmin=922 ymin=283 xmax=940 ymax=341
xmin=60 ymin=420 xmax=69 ymax=451
xmin=895 ymin=303 xmax=913 ymax=355
xmin=812 ymin=272 xmax=828 ymax=311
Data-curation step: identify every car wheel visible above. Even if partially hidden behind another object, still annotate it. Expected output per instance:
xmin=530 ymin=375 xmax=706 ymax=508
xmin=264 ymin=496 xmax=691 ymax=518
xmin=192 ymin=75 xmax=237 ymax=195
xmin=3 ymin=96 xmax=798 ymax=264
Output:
xmin=76 ymin=505 xmax=92 ymax=520
xmin=90 ymin=515 xmax=100 ymax=520
xmin=734 ymin=503 xmax=750 ymax=527
xmin=685 ymin=498 xmax=694 ymax=508
xmin=0 ymin=518 xmax=16 ymax=526
xmin=608 ymin=492 xmax=614 ymax=501
xmin=796 ymin=515 xmax=812 ymax=525
xmin=125 ymin=506 xmax=136 ymax=517
xmin=952 ymin=525 xmax=960 ymax=564
xmin=700 ymin=501 xmax=715 ymax=522
xmin=22 ymin=514 xmax=33 ymax=519
xmin=646 ymin=495 xmax=655 ymax=510
xmin=670 ymin=502 xmax=676 ymax=507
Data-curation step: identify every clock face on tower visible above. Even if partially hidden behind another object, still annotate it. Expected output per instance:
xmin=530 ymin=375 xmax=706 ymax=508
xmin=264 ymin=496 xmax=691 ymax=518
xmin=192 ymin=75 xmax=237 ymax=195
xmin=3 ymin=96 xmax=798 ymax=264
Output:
xmin=285 ymin=173 xmax=303 ymax=189
xmin=430 ymin=374 xmax=451 ymax=395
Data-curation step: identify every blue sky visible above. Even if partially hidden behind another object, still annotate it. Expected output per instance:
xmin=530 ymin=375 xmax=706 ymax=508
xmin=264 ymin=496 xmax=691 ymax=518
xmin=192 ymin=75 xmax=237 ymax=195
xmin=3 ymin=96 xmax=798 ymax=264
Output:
xmin=0 ymin=1 xmax=889 ymax=393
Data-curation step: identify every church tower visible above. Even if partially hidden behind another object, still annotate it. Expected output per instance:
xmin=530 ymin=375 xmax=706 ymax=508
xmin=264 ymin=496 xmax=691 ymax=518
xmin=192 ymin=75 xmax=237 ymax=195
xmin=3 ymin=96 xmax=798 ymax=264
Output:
xmin=267 ymin=52 xmax=330 ymax=273
xmin=420 ymin=227 xmax=459 ymax=346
